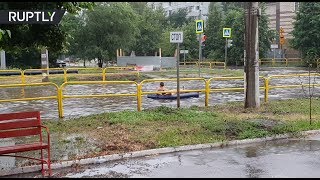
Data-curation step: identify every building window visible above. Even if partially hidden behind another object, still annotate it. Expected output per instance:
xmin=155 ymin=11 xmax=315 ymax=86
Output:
xmin=294 ymin=2 xmax=300 ymax=12
xmin=196 ymin=6 xmax=200 ymax=10
xmin=189 ymin=6 xmax=194 ymax=12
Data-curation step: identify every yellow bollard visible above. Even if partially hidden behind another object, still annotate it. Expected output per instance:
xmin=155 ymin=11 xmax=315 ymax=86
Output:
xmin=102 ymin=68 xmax=106 ymax=81
xmin=137 ymin=84 xmax=142 ymax=111
xmin=58 ymin=87 xmax=64 ymax=118
xmin=272 ymin=58 xmax=275 ymax=67
xmin=21 ymin=71 xmax=26 ymax=84
xmin=264 ymin=77 xmax=269 ymax=103
xmin=63 ymin=69 xmax=67 ymax=82
xmin=205 ymin=80 xmax=210 ymax=107
xmin=285 ymin=58 xmax=288 ymax=67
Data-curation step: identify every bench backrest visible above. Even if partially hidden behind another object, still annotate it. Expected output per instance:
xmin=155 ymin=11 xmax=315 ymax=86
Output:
xmin=0 ymin=111 xmax=42 ymax=139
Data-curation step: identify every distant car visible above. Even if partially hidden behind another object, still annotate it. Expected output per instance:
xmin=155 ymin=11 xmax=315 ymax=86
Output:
xmin=55 ymin=60 xmax=66 ymax=68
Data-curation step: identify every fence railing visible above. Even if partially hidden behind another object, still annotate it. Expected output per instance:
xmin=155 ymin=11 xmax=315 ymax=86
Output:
xmin=1 ymin=71 xmax=320 ymax=118
xmin=179 ymin=61 xmax=226 ymax=69
xmin=0 ymin=82 xmax=60 ymax=117
xmin=259 ymin=58 xmax=303 ymax=67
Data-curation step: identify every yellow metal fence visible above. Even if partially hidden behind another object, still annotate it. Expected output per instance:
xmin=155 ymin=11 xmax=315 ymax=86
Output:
xmin=1 ymin=70 xmax=320 ymax=118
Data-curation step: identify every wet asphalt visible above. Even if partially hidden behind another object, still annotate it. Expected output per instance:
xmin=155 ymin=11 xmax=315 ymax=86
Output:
xmin=6 ymin=133 xmax=320 ymax=178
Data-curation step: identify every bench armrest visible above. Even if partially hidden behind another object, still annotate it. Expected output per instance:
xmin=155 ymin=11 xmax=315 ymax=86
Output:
xmin=40 ymin=125 xmax=50 ymax=145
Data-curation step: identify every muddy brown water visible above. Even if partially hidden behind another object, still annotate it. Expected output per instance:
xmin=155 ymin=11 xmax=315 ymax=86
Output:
xmin=0 ymin=68 xmax=319 ymax=120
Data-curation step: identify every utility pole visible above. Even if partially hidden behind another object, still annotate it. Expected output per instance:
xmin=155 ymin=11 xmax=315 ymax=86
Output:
xmin=244 ymin=2 xmax=260 ymax=108
xmin=276 ymin=2 xmax=280 ymax=50
xmin=224 ymin=38 xmax=228 ymax=66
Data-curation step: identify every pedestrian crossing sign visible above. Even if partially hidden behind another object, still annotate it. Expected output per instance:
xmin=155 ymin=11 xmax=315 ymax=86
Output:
xmin=196 ymin=20 xmax=204 ymax=34
xmin=223 ymin=28 xmax=231 ymax=38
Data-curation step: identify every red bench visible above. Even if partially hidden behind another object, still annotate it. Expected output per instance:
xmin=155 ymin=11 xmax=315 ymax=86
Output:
xmin=0 ymin=111 xmax=51 ymax=176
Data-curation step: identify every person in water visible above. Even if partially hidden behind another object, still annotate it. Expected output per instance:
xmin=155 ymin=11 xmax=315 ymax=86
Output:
xmin=157 ymin=82 xmax=172 ymax=95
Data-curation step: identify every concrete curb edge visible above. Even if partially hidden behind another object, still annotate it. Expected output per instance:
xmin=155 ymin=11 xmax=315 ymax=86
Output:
xmin=1 ymin=129 xmax=319 ymax=176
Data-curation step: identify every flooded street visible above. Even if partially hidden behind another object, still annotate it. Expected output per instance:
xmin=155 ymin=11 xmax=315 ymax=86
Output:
xmin=7 ymin=133 xmax=320 ymax=178
xmin=0 ymin=68 xmax=319 ymax=120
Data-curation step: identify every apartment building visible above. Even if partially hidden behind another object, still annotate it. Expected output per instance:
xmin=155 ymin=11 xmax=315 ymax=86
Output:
xmin=265 ymin=2 xmax=300 ymax=57
xmin=148 ymin=2 xmax=210 ymax=20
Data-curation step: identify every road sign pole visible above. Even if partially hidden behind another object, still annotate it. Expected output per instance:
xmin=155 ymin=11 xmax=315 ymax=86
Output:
xmin=225 ymin=38 xmax=228 ymax=67
xmin=198 ymin=34 xmax=202 ymax=77
xmin=177 ymin=43 xmax=180 ymax=108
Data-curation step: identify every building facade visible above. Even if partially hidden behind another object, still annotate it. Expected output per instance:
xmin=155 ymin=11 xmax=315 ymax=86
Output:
xmin=148 ymin=2 xmax=210 ymax=20
xmin=148 ymin=2 xmax=301 ymax=58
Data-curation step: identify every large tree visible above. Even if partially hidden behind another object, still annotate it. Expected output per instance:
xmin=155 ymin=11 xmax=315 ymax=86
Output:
xmin=291 ymin=2 xmax=320 ymax=64
xmin=224 ymin=7 xmax=245 ymax=65
xmin=167 ymin=8 xmax=192 ymax=28
xmin=204 ymin=2 xmax=225 ymax=61
xmin=74 ymin=3 xmax=139 ymax=67
xmin=130 ymin=2 xmax=167 ymax=56
xmin=0 ymin=2 xmax=94 ymax=68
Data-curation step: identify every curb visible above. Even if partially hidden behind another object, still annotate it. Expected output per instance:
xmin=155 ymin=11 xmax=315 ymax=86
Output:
xmin=1 ymin=129 xmax=320 ymax=176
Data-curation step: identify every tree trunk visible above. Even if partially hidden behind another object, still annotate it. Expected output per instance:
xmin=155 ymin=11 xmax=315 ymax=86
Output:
xmin=97 ymin=59 xmax=103 ymax=68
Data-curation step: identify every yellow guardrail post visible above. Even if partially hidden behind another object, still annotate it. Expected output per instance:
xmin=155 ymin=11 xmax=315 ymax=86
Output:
xmin=272 ymin=58 xmax=275 ymax=67
xmin=224 ymin=62 xmax=226 ymax=70
xmin=57 ymin=87 xmax=63 ymax=118
xmin=209 ymin=62 xmax=212 ymax=69
xmin=137 ymin=83 xmax=142 ymax=111
xmin=63 ymin=69 xmax=67 ymax=82
xmin=285 ymin=58 xmax=288 ymax=67
xmin=205 ymin=79 xmax=210 ymax=107
xmin=21 ymin=70 xmax=26 ymax=84
xmin=264 ymin=77 xmax=270 ymax=103
xmin=102 ymin=68 xmax=106 ymax=81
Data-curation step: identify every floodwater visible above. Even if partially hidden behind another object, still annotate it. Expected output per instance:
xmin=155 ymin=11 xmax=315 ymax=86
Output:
xmin=0 ymin=68 xmax=319 ymax=120
xmin=7 ymin=133 xmax=320 ymax=178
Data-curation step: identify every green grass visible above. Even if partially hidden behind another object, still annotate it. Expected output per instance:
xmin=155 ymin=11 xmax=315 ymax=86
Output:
xmin=43 ymin=98 xmax=320 ymax=160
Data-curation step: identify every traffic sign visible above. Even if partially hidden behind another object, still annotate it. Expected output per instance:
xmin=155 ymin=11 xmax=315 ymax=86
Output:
xmin=170 ymin=32 xmax=183 ymax=43
xmin=280 ymin=38 xmax=285 ymax=45
xmin=196 ymin=20 xmax=204 ymax=34
xmin=271 ymin=44 xmax=278 ymax=49
xmin=180 ymin=50 xmax=189 ymax=54
xmin=223 ymin=28 xmax=231 ymax=38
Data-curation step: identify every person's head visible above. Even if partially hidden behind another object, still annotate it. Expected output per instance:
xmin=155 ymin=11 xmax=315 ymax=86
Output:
xmin=160 ymin=82 xmax=164 ymax=87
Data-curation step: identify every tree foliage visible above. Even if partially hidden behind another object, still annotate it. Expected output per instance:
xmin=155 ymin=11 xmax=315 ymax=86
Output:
xmin=204 ymin=2 xmax=225 ymax=61
xmin=291 ymin=2 xmax=320 ymax=64
xmin=130 ymin=2 xmax=167 ymax=56
xmin=204 ymin=2 xmax=275 ymax=65
xmin=0 ymin=2 xmax=94 ymax=68
xmin=167 ymin=8 xmax=192 ymax=28
xmin=71 ymin=3 xmax=139 ymax=67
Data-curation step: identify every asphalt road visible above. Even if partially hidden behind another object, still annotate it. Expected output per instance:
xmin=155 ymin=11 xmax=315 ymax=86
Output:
xmin=8 ymin=133 xmax=320 ymax=178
